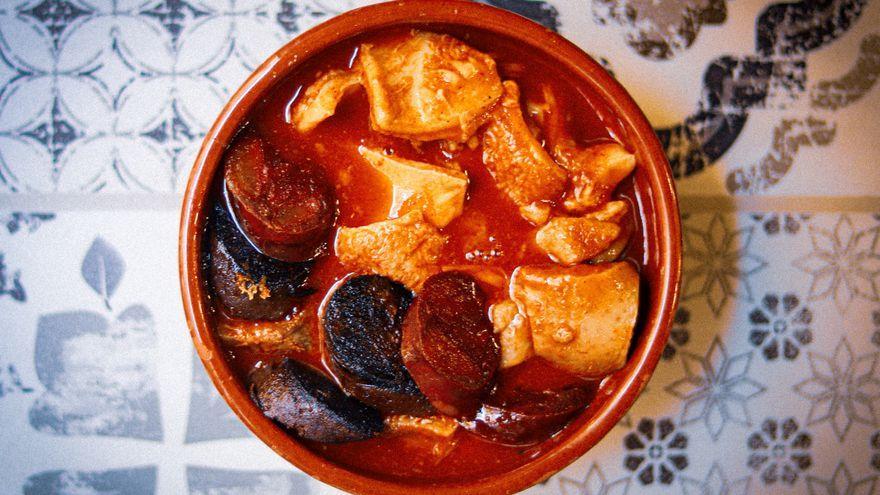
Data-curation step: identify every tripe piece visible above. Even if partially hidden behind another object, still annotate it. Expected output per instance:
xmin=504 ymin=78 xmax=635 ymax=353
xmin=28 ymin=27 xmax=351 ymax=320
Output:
xmin=510 ymin=262 xmax=639 ymax=377
xmin=482 ymin=81 xmax=567 ymax=225
xmin=558 ymin=142 xmax=636 ymax=213
xmin=359 ymin=31 xmax=503 ymax=141
xmin=489 ymin=299 xmax=534 ymax=369
xmin=535 ymin=217 xmax=621 ymax=265
xmin=532 ymin=86 xmax=637 ymax=213
xmin=359 ymin=146 xmax=468 ymax=228
xmin=384 ymin=414 xmax=459 ymax=437
xmin=290 ymin=69 xmax=362 ymax=132
xmin=335 ymin=210 xmax=446 ymax=288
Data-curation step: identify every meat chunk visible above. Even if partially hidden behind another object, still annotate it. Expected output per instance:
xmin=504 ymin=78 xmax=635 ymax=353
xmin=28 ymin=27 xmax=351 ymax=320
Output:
xmin=402 ymin=272 xmax=499 ymax=418
xmin=583 ymin=200 xmax=633 ymax=263
xmin=335 ymin=211 xmax=446 ymax=288
xmin=385 ymin=414 xmax=459 ymax=438
xmin=323 ymin=275 xmax=431 ymax=415
xmin=217 ymin=312 xmax=311 ymax=351
xmin=289 ymin=69 xmax=361 ymax=132
xmin=490 ymin=300 xmax=534 ymax=369
xmin=534 ymin=217 xmax=621 ymax=265
xmin=224 ymin=134 xmax=337 ymax=261
xmin=482 ymin=81 xmax=567 ymax=224
xmin=466 ymin=385 xmax=593 ymax=445
xmin=532 ymin=86 xmax=636 ymax=213
xmin=558 ymin=142 xmax=636 ymax=213
xmin=359 ymin=31 xmax=503 ymax=141
xmin=249 ymin=358 xmax=383 ymax=443
xmin=206 ymin=203 xmax=311 ymax=321
xmin=359 ymin=146 xmax=468 ymax=228
xmin=510 ymin=263 xmax=639 ymax=377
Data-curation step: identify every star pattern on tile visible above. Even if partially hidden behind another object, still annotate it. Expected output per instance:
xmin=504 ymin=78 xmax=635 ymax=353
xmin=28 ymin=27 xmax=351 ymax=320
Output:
xmin=794 ymin=215 xmax=880 ymax=313
xmin=683 ymin=214 xmax=767 ymax=315
xmin=806 ymin=462 xmax=877 ymax=495
xmin=666 ymin=337 xmax=766 ymax=440
xmin=680 ymin=463 xmax=751 ymax=495
xmin=794 ymin=337 xmax=880 ymax=441
xmin=560 ymin=463 xmax=631 ymax=495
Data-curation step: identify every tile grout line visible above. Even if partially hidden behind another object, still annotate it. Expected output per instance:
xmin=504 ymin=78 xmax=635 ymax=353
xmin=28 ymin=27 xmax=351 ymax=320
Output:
xmin=1 ymin=194 xmax=879 ymax=212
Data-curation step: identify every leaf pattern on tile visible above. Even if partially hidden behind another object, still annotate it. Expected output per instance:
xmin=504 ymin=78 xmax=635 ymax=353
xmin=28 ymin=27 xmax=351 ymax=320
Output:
xmin=187 ymin=466 xmax=311 ymax=494
xmin=560 ymin=462 xmax=631 ymax=495
xmin=806 ymin=462 xmax=877 ymax=495
xmin=794 ymin=337 xmax=880 ymax=441
xmin=679 ymin=463 xmax=751 ymax=495
xmin=81 ymin=237 xmax=125 ymax=310
xmin=23 ymin=466 xmax=156 ymax=495
xmin=747 ymin=417 xmax=812 ymax=486
xmin=748 ymin=293 xmax=813 ymax=362
xmin=683 ymin=214 xmax=767 ymax=315
xmin=794 ymin=215 xmax=880 ymax=313
xmin=666 ymin=337 xmax=765 ymax=440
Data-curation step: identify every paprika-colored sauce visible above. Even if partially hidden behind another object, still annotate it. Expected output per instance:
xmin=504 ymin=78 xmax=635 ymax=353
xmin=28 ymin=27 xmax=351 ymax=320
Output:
xmin=206 ymin=25 xmax=645 ymax=483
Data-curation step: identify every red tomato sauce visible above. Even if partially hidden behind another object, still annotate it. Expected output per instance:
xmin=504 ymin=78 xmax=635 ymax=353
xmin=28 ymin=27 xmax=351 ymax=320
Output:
xmin=207 ymin=25 xmax=646 ymax=483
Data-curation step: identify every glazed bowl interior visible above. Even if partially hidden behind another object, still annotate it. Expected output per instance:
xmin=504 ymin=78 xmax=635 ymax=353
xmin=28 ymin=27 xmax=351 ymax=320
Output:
xmin=179 ymin=1 xmax=681 ymax=494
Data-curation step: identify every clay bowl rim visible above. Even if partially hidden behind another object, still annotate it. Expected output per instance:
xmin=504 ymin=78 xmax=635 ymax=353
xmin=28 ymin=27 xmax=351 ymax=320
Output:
xmin=179 ymin=1 xmax=682 ymax=494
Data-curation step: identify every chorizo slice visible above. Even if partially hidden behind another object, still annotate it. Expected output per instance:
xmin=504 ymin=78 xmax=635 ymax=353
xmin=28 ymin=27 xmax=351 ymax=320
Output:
xmin=463 ymin=358 xmax=595 ymax=445
xmin=465 ymin=385 xmax=592 ymax=445
xmin=224 ymin=134 xmax=337 ymax=262
xmin=402 ymin=271 xmax=499 ymax=418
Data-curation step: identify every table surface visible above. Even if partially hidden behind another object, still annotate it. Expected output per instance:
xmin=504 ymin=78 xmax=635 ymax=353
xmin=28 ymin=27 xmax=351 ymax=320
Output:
xmin=1 ymin=0 xmax=879 ymax=493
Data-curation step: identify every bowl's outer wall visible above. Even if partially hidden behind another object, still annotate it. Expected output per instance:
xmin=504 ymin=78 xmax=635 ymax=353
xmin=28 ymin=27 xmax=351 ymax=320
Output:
xmin=179 ymin=1 xmax=682 ymax=494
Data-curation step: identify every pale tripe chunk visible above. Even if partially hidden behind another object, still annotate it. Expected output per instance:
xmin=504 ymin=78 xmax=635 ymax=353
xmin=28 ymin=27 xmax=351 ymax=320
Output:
xmin=482 ymin=81 xmax=567 ymax=225
xmin=535 ymin=200 xmax=630 ymax=265
xmin=290 ymin=69 xmax=361 ymax=132
xmin=385 ymin=415 xmax=459 ymax=437
xmin=359 ymin=31 xmax=503 ymax=141
xmin=583 ymin=200 xmax=628 ymax=223
xmin=559 ymin=143 xmax=636 ymax=213
xmin=358 ymin=146 xmax=468 ymax=228
xmin=335 ymin=210 xmax=445 ymax=288
xmin=530 ymin=86 xmax=636 ymax=213
xmin=510 ymin=262 xmax=639 ymax=377
xmin=217 ymin=313 xmax=311 ymax=351
xmin=535 ymin=217 xmax=621 ymax=265
xmin=490 ymin=300 xmax=534 ymax=369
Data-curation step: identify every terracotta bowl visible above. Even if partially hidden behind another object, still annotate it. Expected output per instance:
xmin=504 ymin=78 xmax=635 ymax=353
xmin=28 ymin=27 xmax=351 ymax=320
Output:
xmin=179 ymin=1 xmax=681 ymax=493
